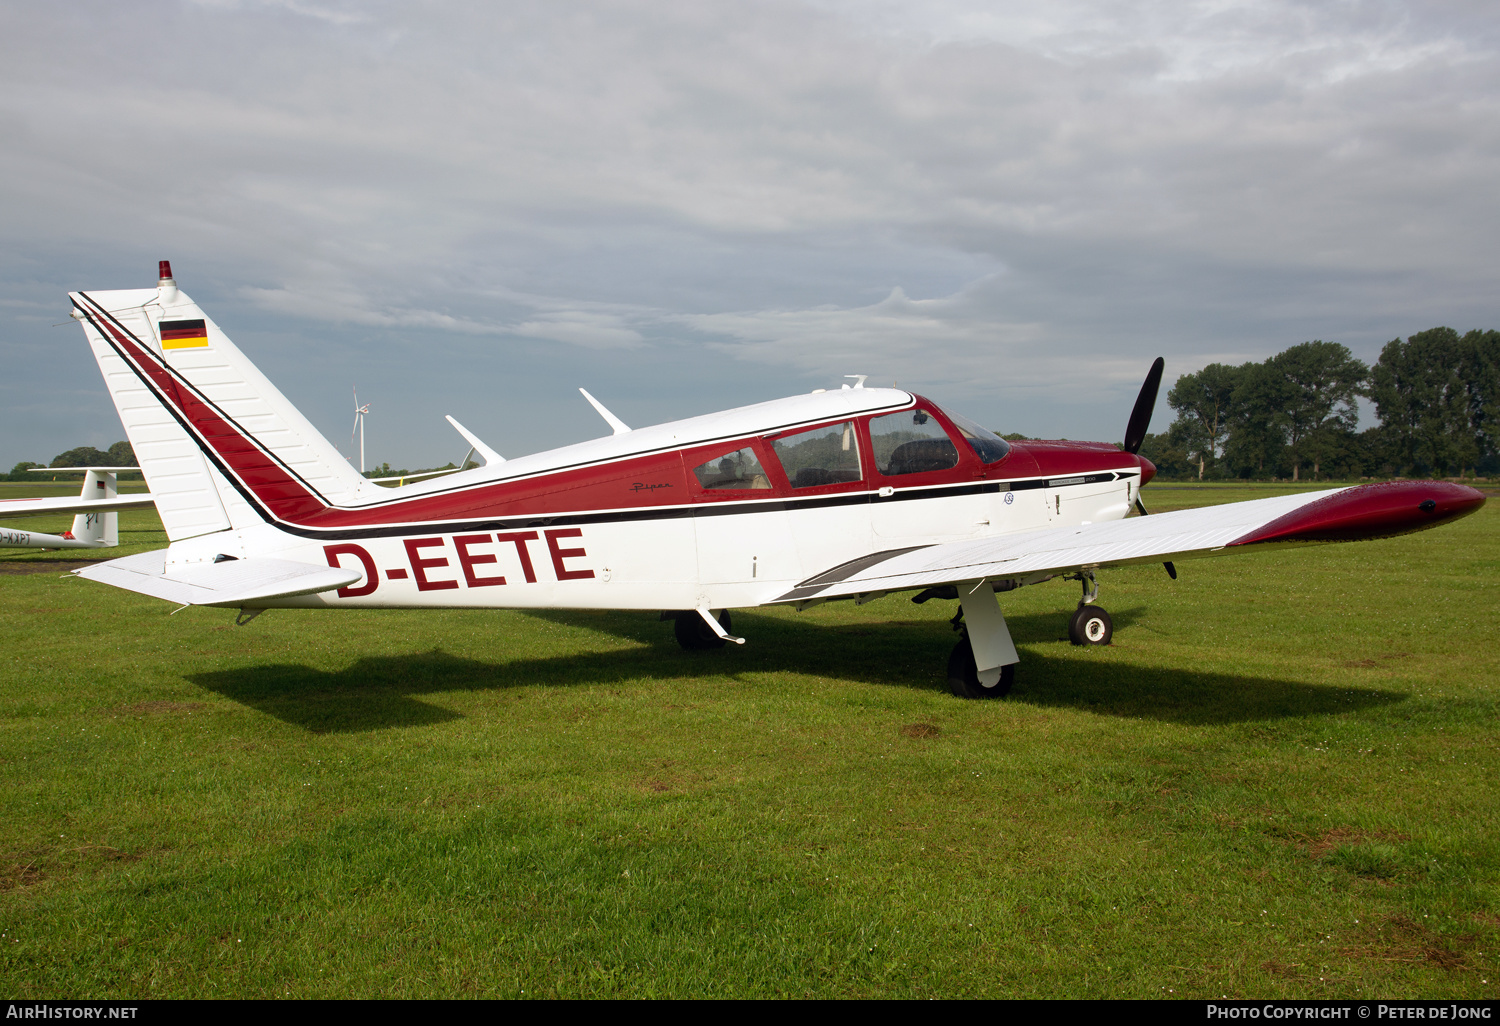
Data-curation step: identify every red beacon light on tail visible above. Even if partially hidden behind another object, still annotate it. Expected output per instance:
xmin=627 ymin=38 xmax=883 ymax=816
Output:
xmin=157 ymin=260 xmax=178 ymax=302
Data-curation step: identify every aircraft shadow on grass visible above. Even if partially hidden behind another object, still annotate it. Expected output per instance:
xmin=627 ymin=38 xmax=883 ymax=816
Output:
xmin=185 ymin=607 xmax=1406 ymax=734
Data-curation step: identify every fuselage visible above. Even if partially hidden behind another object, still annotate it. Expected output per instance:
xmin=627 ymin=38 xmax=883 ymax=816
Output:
xmin=156 ymin=388 xmax=1154 ymax=611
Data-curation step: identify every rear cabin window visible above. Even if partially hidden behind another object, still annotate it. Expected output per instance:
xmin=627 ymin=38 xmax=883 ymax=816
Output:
xmin=691 ymin=446 xmax=772 ymax=490
xmin=869 ymin=408 xmax=961 ymax=476
xmin=771 ymin=422 xmax=861 ymax=489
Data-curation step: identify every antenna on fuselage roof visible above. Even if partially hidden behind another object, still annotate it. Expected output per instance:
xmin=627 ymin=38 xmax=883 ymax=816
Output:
xmin=578 ymin=388 xmax=631 ymax=435
xmin=444 ymin=415 xmax=504 ymax=465
xmin=842 ymin=375 xmax=868 ymax=390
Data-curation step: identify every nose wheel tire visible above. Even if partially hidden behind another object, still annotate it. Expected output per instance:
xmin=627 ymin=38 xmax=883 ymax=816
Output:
xmin=947 ymin=636 xmax=1014 ymax=699
xmin=674 ymin=609 xmax=732 ymax=650
xmin=1068 ymin=605 xmax=1113 ymax=646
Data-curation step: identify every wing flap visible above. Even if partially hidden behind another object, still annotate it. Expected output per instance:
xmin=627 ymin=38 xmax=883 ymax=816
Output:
xmin=74 ymin=550 xmax=360 ymax=607
xmin=775 ymin=481 xmax=1485 ymax=603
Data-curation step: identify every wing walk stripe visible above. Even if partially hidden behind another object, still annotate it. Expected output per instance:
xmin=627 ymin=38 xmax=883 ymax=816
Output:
xmin=776 ymin=545 xmax=935 ymax=602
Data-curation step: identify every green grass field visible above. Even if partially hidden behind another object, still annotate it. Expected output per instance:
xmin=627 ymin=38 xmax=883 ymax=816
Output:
xmin=0 ymin=480 xmax=1496 ymax=998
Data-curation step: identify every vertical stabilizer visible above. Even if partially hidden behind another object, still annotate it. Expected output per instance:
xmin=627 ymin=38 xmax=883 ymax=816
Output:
xmin=71 ymin=265 xmax=372 ymax=538
xmin=67 ymin=469 xmax=119 ymax=546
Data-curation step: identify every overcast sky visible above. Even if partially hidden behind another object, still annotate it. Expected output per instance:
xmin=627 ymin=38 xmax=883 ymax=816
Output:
xmin=2 ymin=0 xmax=1496 ymax=470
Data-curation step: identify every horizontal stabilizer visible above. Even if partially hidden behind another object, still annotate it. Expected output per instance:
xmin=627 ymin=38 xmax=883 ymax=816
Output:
xmin=74 ymin=550 xmax=361 ymax=608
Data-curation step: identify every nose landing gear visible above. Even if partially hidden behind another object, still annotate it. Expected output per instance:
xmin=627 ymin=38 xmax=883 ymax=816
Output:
xmin=1068 ymin=604 xmax=1113 ymax=645
xmin=1065 ymin=570 xmax=1113 ymax=646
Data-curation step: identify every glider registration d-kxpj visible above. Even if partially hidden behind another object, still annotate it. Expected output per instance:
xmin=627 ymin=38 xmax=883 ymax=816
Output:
xmin=0 ymin=468 xmax=155 ymax=550
xmin=64 ymin=263 xmax=1485 ymax=697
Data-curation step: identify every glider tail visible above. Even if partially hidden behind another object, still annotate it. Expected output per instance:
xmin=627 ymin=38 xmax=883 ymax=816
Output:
xmin=69 ymin=263 xmax=370 ymax=541
xmin=66 ymin=469 xmax=119 ymax=546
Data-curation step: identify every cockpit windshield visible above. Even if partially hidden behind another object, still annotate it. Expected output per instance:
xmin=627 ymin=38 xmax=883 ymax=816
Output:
xmin=942 ymin=408 xmax=1011 ymax=464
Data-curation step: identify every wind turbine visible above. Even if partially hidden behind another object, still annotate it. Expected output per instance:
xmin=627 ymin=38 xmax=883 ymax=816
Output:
xmin=351 ymin=387 xmax=371 ymax=474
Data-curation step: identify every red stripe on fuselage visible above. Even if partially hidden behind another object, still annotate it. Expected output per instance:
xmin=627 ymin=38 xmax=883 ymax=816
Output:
xmin=298 ymin=450 xmax=694 ymax=528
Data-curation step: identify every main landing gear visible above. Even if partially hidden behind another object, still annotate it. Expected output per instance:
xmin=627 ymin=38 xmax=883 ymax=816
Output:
xmin=939 ymin=581 xmax=1020 ymax=700
xmin=940 ymin=570 xmax=1113 ymax=699
xmin=1065 ymin=570 xmax=1112 ymax=646
xmin=947 ymin=634 xmax=1015 ymax=699
xmin=667 ymin=609 xmax=736 ymax=650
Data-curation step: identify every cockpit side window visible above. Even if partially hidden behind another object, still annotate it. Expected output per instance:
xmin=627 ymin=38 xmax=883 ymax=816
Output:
xmin=691 ymin=446 xmax=772 ymax=490
xmin=869 ymin=408 xmax=960 ymax=476
xmin=942 ymin=408 xmax=1012 ymax=465
xmin=770 ymin=421 xmax=862 ymax=489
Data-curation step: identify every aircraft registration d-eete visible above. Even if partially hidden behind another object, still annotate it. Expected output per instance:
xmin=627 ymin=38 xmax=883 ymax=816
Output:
xmin=64 ymin=263 xmax=1486 ymax=698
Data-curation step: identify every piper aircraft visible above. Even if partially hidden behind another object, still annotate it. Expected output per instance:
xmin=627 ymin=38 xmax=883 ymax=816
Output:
xmin=63 ymin=263 xmax=1486 ymax=697
xmin=0 ymin=468 xmax=154 ymax=549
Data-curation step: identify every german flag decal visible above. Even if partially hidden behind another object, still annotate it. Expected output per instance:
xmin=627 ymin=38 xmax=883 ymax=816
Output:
xmin=159 ymin=318 xmax=208 ymax=349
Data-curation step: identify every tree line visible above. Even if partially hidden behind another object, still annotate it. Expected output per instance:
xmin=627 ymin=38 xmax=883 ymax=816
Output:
xmin=9 ymin=332 xmax=1499 ymax=488
xmin=1142 ymin=328 xmax=1499 ymax=481
xmin=7 ymin=442 xmax=138 ymax=480
xmin=6 ymin=446 xmax=463 ymax=484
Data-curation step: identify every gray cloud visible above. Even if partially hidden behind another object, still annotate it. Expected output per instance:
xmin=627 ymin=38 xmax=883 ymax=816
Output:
xmin=1 ymin=0 xmax=1496 ymax=466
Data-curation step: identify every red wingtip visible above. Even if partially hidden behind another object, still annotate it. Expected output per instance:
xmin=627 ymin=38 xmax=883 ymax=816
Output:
xmin=158 ymin=260 xmax=173 ymax=282
xmin=1230 ymin=481 xmax=1486 ymax=546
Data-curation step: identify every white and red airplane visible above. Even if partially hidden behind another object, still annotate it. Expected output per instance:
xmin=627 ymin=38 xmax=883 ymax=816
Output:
xmin=0 ymin=468 xmax=155 ymax=549
xmin=63 ymin=263 xmax=1485 ymax=697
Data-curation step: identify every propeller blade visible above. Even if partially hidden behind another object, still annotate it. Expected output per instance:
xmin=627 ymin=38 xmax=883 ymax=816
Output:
xmin=1133 ymin=495 xmax=1178 ymax=579
xmin=1122 ymin=357 xmax=1165 ymax=455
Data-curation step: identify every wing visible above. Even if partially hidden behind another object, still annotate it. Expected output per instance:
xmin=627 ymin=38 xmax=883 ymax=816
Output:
xmin=774 ymin=480 xmax=1485 ymax=605
xmin=0 ymin=494 xmax=157 ymax=517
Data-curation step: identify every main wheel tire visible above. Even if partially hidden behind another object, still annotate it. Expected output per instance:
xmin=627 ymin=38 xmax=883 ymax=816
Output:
xmin=674 ymin=609 xmax=732 ymax=650
xmin=1068 ymin=605 xmax=1113 ymax=646
xmin=946 ymin=636 xmax=1014 ymax=699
